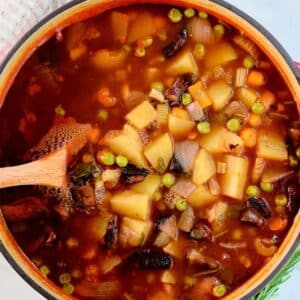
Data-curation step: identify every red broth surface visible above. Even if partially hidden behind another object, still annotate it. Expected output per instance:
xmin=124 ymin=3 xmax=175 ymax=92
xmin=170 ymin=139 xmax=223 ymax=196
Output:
xmin=0 ymin=5 xmax=299 ymax=300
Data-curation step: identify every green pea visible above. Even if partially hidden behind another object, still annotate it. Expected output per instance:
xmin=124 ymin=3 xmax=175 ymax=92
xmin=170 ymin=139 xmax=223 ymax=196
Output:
xmin=246 ymin=185 xmax=259 ymax=197
xmin=184 ymin=8 xmax=195 ymax=18
xmin=63 ymin=283 xmax=75 ymax=295
xmin=59 ymin=273 xmax=71 ymax=285
xmin=100 ymin=152 xmax=115 ymax=166
xmin=116 ymin=155 xmax=128 ymax=168
xmin=296 ymin=147 xmax=300 ymax=159
xmin=55 ymin=104 xmax=66 ymax=116
xmin=184 ymin=276 xmax=197 ymax=287
xmin=135 ymin=47 xmax=146 ymax=57
xmin=194 ymin=43 xmax=206 ymax=59
xmin=40 ymin=265 xmax=50 ymax=277
xmin=214 ymin=24 xmax=225 ymax=38
xmin=226 ymin=118 xmax=241 ymax=132
xmin=197 ymin=121 xmax=210 ymax=134
xmin=97 ymin=109 xmax=108 ymax=122
xmin=275 ymin=194 xmax=287 ymax=206
xmin=251 ymin=102 xmax=265 ymax=115
xmin=143 ymin=36 xmax=153 ymax=47
xmin=175 ymin=198 xmax=187 ymax=211
xmin=181 ymin=93 xmax=192 ymax=106
xmin=162 ymin=173 xmax=176 ymax=188
xmin=168 ymin=8 xmax=183 ymax=23
xmin=243 ymin=56 xmax=255 ymax=69
xmin=198 ymin=11 xmax=208 ymax=19
xmin=151 ymin=81 xmax=164 ymax=92
xmin=289 ymin=155 xmax=298 ymax=168
xmin=260 ymin=182 xmax=273 ymax=192
xmin=213 ymin=284 xmax=227 ymax=298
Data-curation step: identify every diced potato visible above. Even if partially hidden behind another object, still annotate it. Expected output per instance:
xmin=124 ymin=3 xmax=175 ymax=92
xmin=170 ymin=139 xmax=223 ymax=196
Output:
xmin=110 ymin=190 xmax=150 ymax=220
xmin=262 ymin=166 xmax=293 ymax=183
xmin=161 ymin=270 xmax=176 ymax=284
xmin=126 ymin=101 xmax=157 ymax=129
xmin=188 ymin=81 xmax=212 ymax=108
xmin=91 ymin=48 xmax=128 ymax=70
xmin=102 ymin=256 xmax=122 ymax=274
xmin=104 ymin=124 xmax=148 ymax=168
xmin=131 ymin=174 xmax=161 ymax=199
xmin=236 ymin=87 xmax=258 ymax=109
xmin=110 ymin=11 xmax=129 ymax=43
xmin=157 ymin=103 xmax=169 ymax=126
xmin=168 ymin=114 xmax=195 ymax=139
xmin=207 ymin=80 xmax=233 ymax=111
xmin=198 ymin=126 xmax=244 ymax=154
xmin=166 ymin=50 xmax=198 ymax=76
xmin=187 ymin=184 xmax=218 ymax=208
xmin=119 ymin=216 xmax=152 ymax=247
xmin=257 ymin=129 xmax=288 ymax=161
xmin=220 ymin=155 xmax=249 ymax=200
xmin=144 ymin=133 xmax=174 ymax=171
xmin=207 ymin=201 xmax=229 ymax=233
xmin=127 ymin=12 xmax=155 ymax=43
xmin=205 ymin=42 xmax=238 ymax=68
xmin=192 ymin=149 xmax=216 ymax=184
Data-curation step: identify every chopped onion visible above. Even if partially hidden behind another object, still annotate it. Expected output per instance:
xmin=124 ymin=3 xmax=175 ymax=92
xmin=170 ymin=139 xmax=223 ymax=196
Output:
xmin=223 ymin=101 xmax=248 ymax=122
xmin=187 ymin=102 xmax=204 ymax=121
xmin=208 ymin=177 xmax=220 ymax=196
xmin=171 ymin=179 xmax=196 ymax=198
xmin=219 ymin=241 xmax=247 ymax=249
xmin=174 ymin=141 xmax=199 ymax=173
xmin=75 ymin=281 xmax=121 ymax=298
xmin=251 ymin=157 xmax=265 ymax=183
xmin=154 ymin=231 xmax=171 ymax=248
xmin=262 ymin=167 xmax=294 ymax=183
xmin=159 ymin=215 xmax=178 ymax=240
xmin=149 ymin=88 xmax=166 ymax=103
xmin=190 ymin=18 xmax=214 ymax=44
xmin=178 ymin=205 xmax=195 ymax=232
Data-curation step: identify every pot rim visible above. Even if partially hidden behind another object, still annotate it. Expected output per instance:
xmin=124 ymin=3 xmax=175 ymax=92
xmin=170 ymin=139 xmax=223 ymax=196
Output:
xmin=0 ymin=1 xmax=299 ymax=300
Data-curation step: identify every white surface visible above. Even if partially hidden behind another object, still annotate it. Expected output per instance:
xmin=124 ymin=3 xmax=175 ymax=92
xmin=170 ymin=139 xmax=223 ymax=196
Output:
xmin=0 ymin=0 xmax=299 ymax=299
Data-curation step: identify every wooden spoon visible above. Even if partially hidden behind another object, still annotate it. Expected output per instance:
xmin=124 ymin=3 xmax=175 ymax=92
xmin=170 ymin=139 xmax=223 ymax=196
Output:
xmin=0 ymin=119 xmax=91 ymax=190
xmin=0 ymin=146 xmax=69 ymax=189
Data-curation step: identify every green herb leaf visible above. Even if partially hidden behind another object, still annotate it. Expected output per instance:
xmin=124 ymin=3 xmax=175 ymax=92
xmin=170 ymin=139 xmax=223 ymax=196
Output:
xmin=71 ymin=161 xmax=101 ymax=185
xmin=252 ymin=249 xmax=300 ymax=300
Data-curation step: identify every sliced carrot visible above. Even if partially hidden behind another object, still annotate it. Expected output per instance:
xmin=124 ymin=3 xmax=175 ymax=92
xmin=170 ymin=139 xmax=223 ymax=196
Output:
xmin=268 ymin=217 xmax=288 ymax=232
xmin=97 ymin=88 xmax=117 ymax=108
xmin=260 ymin=90 xmax=275 ymax=110
xmin=277 ymin=103 xmax=285 ymax=112
xmin=171 ymin=107 xmax=190 ymax=120
xmin=240 ymin=128 xmax=257 ymax=148
xmin=248 ymin=113 xmax=262 ymax=128
xmin=247 ymin=70 xmax=266 ymax=87
xmin=82 ymin=153 xmax=93 ymax=164
xmin=88 ymin=127 xmax=101 ymax=144
xmin=188 ymin=130 xmax=198 ymax=140
xmin=69 ymin=43 xmax=87 ymax=61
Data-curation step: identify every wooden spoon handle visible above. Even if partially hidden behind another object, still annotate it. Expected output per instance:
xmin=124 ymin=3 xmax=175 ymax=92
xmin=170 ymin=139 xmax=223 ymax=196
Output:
xmin=0 ymin=147 xmax=68 ymax=189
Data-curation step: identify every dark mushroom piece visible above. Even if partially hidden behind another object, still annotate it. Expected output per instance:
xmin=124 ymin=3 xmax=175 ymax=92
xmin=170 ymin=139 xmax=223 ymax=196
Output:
xmin=126 ymin=248 xmax=172 ymax=270
xmin=104 ymin=215 xmax=118 ymax=250
xmin=121 ymin=164 xmax=150 ymax=184
xmin=189 ymin=223 xmax=214 ymax=242
xmin=162 ymin=28 xmax=188 ymax=58
xmin=164 ymin=74 xmax=195 ymax=102
xmin=240 ymin=197 xmax=272 ymax=227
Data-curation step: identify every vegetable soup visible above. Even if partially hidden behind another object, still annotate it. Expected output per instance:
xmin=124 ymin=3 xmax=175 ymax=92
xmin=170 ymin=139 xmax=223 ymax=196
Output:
xmin=0 ymin=4 xmax=299 ymax=300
